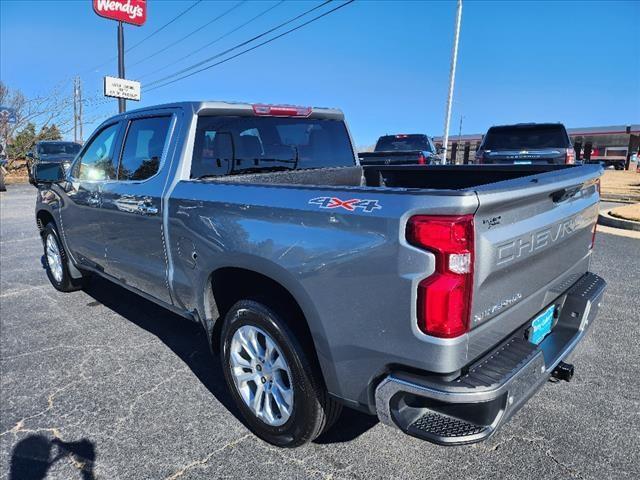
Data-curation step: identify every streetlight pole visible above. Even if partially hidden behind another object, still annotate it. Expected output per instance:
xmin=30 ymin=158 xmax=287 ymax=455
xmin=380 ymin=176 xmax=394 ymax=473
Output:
xmin=441 ymin=0 xmax=462 ymax=165
xmin=117 ymin=21 xmax=126 ymax=113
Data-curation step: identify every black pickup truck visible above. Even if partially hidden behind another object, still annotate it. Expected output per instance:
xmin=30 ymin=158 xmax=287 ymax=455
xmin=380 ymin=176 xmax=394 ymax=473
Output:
xmin=358 ymin=134 xmax=439 ymax=166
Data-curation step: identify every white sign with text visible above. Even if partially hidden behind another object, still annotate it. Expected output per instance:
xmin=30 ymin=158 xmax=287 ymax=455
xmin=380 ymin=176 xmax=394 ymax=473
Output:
xmin=104 ymin=76 xmax=141 ymax=101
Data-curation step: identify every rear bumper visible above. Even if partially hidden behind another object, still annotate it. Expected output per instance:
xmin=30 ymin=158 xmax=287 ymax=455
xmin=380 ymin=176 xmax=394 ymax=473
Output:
xmin=375 ymin=272 xmax=606 ymax=445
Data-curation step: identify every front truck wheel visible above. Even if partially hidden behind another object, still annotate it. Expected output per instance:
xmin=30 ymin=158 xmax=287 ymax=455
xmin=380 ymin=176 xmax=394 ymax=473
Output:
xmin=42 ymin=222 xmax=85 ymax=292
xmin=221 ymin=299 xmax=341 ymax=447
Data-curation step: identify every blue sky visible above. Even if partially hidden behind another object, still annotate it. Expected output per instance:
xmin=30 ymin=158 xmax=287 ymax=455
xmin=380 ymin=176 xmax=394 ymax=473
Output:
xmin=1 ymin=0 xmax=639 ymax=146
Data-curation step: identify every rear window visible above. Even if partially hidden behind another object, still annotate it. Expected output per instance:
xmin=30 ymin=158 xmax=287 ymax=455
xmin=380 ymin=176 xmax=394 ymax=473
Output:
xmin=375 ymin=135 xmax=431 ymax=152
xmin=119 ymin=116 xmax=171 ymax=181
xmin=191 ymin=116 xmax=354 ymax=178
xmin=38 ymin=142 xmax=81 ymax=155
xmin=482 ymin=125 xmax=569 ymax=150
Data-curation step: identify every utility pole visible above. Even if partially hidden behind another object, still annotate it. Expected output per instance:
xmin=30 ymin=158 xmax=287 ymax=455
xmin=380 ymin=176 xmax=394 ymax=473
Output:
xmin=73 ymin=77 xmax=84 ymax=143
xmin=78 ymin=77 xmax=83 ymax=142
xmin=441 ymin=0 xmax=463 ymax=165
xmin=73 ymin=78 xmax=78 ymax=143
xmin=456 ymin=114 xmax=464 ymax=165
xmin=117 ymin=21 xmax=126 ymax=113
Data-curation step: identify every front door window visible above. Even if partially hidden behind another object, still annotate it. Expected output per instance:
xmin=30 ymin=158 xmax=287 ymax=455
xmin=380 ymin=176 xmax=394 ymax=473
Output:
xmin=74 ymin=124 xmax=119 ymax=181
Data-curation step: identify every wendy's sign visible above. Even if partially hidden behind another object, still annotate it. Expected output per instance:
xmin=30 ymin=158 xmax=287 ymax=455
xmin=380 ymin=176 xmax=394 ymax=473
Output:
xmin=93 ymin=0 xmax=147 ymax=26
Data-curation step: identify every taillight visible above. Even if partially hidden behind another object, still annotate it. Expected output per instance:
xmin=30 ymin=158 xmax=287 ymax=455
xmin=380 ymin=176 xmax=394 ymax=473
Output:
xmin=565 ymin=148 xmax=576 ymax=165
xmin=417 ymin=153 xmax=426 ymax=165
xmin=252 ymin=104 xmax=312 ymax=117
xmin=406 ymin=215 xmax=474 ymax=338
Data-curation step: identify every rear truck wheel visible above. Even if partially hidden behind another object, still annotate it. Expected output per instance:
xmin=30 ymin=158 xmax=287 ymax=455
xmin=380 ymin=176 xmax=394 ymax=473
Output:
xmin=42 ymin=223 xmax=84 ymax=292
xmin=221 ymin=299 xmax=341 ymax=447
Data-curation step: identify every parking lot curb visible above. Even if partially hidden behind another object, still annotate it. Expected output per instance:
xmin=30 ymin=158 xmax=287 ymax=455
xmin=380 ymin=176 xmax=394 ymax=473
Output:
xmin=600 ymin=194 xmax=640 ymax=204
xmin=598 ymin=210 xmax=640 ymax=232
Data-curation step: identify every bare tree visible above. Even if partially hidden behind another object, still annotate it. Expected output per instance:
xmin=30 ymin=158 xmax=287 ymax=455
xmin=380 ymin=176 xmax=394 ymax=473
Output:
xmin=0 ymin=81 xmax=76 ymax=168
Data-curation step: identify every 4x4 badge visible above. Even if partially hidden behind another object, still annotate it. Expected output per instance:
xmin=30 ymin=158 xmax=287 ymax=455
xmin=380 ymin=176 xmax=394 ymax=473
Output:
xmin=308 ymin=197 xmax=382 ymax=213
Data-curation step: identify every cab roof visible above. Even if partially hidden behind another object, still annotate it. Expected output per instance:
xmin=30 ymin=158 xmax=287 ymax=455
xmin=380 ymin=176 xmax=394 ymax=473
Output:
xmin=107 ymin=101 xmax=344 ymax=121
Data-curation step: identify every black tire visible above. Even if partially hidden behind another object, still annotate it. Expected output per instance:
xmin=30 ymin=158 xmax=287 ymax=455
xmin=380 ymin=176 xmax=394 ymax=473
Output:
xmin=42 ymin=222 xmax=84 ymax=292
xmin=221 ymin=299 xmax=341 ymax=447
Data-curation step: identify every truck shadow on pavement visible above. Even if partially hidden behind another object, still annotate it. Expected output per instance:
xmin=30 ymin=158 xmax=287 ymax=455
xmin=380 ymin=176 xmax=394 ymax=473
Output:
xmin=80 ymin=275 xmax=378 ymax=445
xmin=10 ymin=434 xmax=96 ymax=480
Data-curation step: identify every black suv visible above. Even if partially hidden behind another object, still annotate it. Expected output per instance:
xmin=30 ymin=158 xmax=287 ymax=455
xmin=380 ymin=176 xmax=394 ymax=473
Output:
xmin=475 ymin=123 xmax=575 ymax=165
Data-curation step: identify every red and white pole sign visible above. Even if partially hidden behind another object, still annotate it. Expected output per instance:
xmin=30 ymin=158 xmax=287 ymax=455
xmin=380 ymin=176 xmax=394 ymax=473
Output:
xmin=93 ymin=0 xmax=147 ymax=27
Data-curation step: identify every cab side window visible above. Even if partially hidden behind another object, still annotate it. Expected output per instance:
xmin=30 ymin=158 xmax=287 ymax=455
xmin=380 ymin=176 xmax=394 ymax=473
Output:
xmin=74 ymin=124 xmax=119 ymax=180
xmin=119 ymin=116 xmax=171 ymax=181
xmin=191 ymin=128 xmax=234 ymax=178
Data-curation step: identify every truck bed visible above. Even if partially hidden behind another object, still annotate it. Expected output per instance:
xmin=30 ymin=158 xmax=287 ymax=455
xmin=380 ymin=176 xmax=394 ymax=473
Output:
xmin=205 ymin=164 xmax=578 ymax=191
xmin=194 ymin=163 xmax=602 ymax=384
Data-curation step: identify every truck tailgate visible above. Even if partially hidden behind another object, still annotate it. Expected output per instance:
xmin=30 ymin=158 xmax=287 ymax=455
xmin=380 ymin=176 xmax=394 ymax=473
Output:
xmin=359 ymin=151 xmax=425 ymax=165
xmin=470 ymin=165 xmax=601 ymax=337
xmin=482 ymin=148 xmax=565 ymax=164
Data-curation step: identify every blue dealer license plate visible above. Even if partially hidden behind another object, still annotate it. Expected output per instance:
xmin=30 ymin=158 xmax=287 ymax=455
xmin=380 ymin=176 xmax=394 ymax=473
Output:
xmin=528 ymin=305 xmax=555 ymax=345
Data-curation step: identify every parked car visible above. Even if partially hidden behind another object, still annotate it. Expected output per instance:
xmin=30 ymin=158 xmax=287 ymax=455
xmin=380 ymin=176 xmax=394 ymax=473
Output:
xmin=27 ymin=141 xmax=82 ymax=184
xmin=476 ymin=123 xmax=576 ymax=165
xmin=358 ymin=134 xmax=439 ymax=166
xmin=33 ymin=102 xmax=605 ymax=448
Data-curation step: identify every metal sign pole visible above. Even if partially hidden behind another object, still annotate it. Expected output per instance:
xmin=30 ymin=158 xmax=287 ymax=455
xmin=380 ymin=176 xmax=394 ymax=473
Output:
xmin=441 ymin=0 xmax=463 ymax=164
xmin=117 ymin=21 xmax=126 ymax=113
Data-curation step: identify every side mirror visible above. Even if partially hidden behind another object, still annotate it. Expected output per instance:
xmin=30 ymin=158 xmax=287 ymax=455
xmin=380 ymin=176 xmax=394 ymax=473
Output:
xmin=436 ymin=146 xmax=445 ymax=155
xmin=33 ymin=162 xmax=65 ymax=186
xmin=26 ymin=152 xmax=34 ymax=159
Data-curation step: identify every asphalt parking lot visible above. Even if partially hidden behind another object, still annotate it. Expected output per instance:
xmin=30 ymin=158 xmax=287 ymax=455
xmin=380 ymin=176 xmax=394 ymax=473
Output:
xmin=1 ymin=184 xmax=639 ymax=480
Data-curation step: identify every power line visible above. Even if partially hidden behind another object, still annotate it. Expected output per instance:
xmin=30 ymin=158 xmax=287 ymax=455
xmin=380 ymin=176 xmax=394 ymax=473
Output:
xmin=128 ymin=1 xmax=246 ymax=71
xmin=82 ymin=0 xmax=203 ymax=75
xmin=145 ymin=0 xmax=334 ymax=88
xmin=126 ymin=0 xmax=204 ymax=52
xmin=137 ymin=0 xmax=285 ymax=81
xmin=145 ymin=0 xmax=355 ymax=93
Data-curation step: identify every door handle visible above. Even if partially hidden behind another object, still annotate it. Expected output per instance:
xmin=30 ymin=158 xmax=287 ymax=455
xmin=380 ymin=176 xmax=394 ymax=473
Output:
xmin=550 ymin=185 xmax=582 ymax=203
xmin=137 ymin=204 xmax=158 ymax=215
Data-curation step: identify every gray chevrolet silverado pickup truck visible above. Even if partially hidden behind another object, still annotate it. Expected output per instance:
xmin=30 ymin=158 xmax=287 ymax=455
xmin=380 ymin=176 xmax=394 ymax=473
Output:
xmin=33 ymin=101 xmax=606 ymax=448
